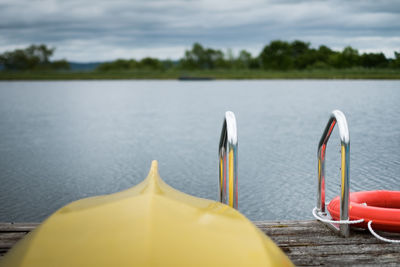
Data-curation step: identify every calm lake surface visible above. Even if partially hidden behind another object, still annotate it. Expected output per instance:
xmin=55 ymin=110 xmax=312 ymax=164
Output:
xmin=0 ymin=80 xmax=399 ymax=222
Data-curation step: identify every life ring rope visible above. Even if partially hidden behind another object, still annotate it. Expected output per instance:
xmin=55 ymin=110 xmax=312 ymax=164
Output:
xmin=367 ymin=221 xmax=400 ymax=243
xmin=313 ymin=207 xmax=400 ymax=243
xmin=312 ymin=207 xmax=364 ymax=224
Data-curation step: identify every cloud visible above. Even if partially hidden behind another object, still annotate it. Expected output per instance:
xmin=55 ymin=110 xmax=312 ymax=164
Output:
xmin=0 ymin=0 xmax=399 ymax=61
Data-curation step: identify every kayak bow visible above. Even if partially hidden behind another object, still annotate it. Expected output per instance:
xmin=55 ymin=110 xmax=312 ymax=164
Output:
xmin=1 ymin=160 xmax=291 ymax=266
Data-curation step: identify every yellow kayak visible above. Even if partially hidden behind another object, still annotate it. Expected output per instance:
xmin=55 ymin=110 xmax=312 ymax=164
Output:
xmin=1 ymin=161 xmax=292 ymax=266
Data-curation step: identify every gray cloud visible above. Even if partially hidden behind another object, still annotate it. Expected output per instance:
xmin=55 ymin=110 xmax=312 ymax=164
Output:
xmin=0 ymin=0 xmax=399 ymax=61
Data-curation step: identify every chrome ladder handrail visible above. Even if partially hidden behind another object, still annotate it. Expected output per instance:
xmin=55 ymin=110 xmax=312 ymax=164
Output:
xmin=317 ymin=110 xmax=350 ymax=237
xmin=218 ymin=111 xmax=238 ymax=209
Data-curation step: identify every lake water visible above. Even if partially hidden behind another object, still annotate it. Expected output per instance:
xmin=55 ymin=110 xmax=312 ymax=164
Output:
xmin=0 ymin=80 xmax=399 ymax=222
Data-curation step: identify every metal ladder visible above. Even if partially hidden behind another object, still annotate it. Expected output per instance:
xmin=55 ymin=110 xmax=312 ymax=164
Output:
xmin=218 ymin=111 xmax=238 ymax=209
xmin=217 ymin=109 xmax=351 ymax=227
xmin=317 ymin=110 xmax=351 ymax=237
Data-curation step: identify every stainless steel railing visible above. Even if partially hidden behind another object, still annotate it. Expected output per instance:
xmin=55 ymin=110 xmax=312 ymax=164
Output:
xmin=218 ymin=111 xmax=238 ymax=209
xmin=317 ymin=110 xmax=350 ymax=237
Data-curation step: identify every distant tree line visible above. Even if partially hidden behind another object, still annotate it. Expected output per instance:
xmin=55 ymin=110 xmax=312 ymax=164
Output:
xmin=257 ymin=41 xmax=399 ymax=70
xmin=1 ymin=41 xmax=400 ymax=72
xmin=0 ymin=44 xmax=69 ymax=71
xmin=96 ymin=57 xmax=174 ymax=71
xmin=97 ymin=41 xmax=400 ymax=71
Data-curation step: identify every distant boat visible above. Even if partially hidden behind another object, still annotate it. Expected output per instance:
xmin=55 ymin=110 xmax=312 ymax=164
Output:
xmin=178 ymin=76 xmax=214 ymax=81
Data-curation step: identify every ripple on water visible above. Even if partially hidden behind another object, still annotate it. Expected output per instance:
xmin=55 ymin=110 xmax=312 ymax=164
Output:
xmin=0 ymin=80 xmax=399 ymax=221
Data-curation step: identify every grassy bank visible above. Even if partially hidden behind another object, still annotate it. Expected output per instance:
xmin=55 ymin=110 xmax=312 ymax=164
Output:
xmin=0 ymin=69 xmax=400 ymax=80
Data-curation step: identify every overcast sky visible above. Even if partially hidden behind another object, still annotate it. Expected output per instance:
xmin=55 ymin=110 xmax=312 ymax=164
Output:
xmin=0 ymin=0 xmax=399 ymax=62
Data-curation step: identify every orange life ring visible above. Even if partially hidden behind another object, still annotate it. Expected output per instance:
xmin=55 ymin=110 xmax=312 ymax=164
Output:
xmin=327 ymin=190 xmax=400 ymax=233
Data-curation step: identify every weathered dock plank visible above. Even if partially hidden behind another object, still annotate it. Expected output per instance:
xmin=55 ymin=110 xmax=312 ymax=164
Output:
xmin=1 ymin=221 xmax=399 ymax=266
xmin=256 ymin=220 xmax=400 ymax=266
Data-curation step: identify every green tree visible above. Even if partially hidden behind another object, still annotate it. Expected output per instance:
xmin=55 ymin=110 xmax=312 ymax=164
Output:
xmin=331 ymin=46 xmax=360 ymax=68
xmin=291 ymin=40 xmax=318 ymax=69
xmin=96 ymin=59 xmax=138 ymax=71
xmin=162 ymin=59 xmax=176 ymax=70
xmin=139 ymin=57 xmax=164 ymax=70
xmin=96 ymin=58 xmax=169 ymax=71
xmin=0 ymin=44 xmax=69 ymax=71
xmin=302 ymin=45 xmax=335 ymax=69
xmin=0 ymin=49 xmax=35 ymax=70
xmin=389 ymin=52 xmax=400 ymax=68
xmin=212 ymin=49 xmax=228 ymax=68
xmin=51 ymin=59 xmax=70 ymax=70
xmin=259 ymin=40 xmax=293 ymax=70
xmin=360 ymin=53 xmax=388 ymax=68
xmin=27 ymin=44 xmax=54 ymax=64
xmin=235 ymin=50 xmax=252 ymax=69
xmin=180 ymin=43 xmax=227 ymax=69
xmin=225 ymin=48 xmax=235 ymax=69
xmin=313 ymin=45 xmax=336 ymax=68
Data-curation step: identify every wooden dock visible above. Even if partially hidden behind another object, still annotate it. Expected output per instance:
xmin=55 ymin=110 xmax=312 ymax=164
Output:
xmin=1 ymin=221 xmax=399 ymax=266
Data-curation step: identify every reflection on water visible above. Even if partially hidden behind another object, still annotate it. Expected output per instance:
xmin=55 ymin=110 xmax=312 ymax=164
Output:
xmin=0 ymin=80 xmax=399 ymax=222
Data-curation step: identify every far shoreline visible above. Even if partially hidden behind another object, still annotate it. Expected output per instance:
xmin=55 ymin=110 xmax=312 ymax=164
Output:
xmin=1 ymin=69 xmax=400 ymax=80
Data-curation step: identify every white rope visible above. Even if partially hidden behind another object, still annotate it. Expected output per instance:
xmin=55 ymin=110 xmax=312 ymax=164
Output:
xmin=367 ymin=221 xmax=400 ymax=243
xmin=312 ymin=207 xmax=364 ymax=224
xmin=313 ymin=205 xmax=400 ymax=243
